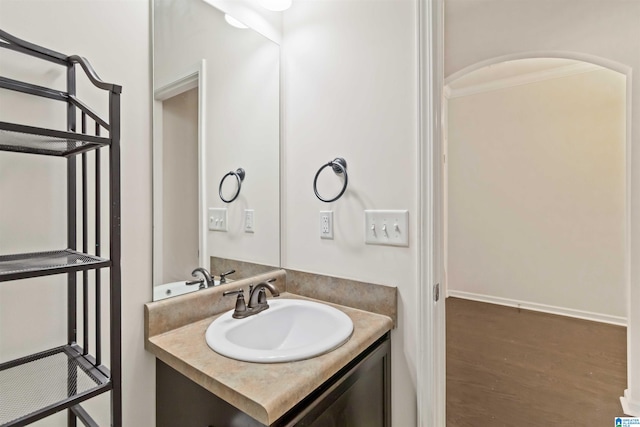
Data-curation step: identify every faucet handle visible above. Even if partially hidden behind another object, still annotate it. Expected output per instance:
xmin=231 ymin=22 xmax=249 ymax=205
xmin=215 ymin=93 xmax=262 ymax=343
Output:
xmin=223 ymin=289 xmax=247 ymax=318
xmin=185 ymin=279 xmax=205 ymax=289
xmin=219 ymin=269 xmax=236 ymax=283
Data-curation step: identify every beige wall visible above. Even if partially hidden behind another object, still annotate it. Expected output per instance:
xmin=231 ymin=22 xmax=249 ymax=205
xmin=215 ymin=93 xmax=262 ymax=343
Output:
xmin=0 ymin=1 xmax=154 ymax=425
xmin=282 ymin=1 xmax=418 ymax=425
xmin=447 ymin=68 xmax=626 ymax=319
xmin=161 ymin=88 xmax=199 ymax=283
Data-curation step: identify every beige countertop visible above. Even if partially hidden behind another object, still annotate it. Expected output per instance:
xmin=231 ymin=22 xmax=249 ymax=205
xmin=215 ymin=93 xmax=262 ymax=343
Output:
xmin=145 ymin=292 xmax=393 ymax=425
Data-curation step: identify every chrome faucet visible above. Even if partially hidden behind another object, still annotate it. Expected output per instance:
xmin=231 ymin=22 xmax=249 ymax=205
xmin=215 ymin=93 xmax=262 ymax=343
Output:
xmin=186 ymin=267 xmax=215 ymax=289
xmin=223 ymin=278 xmax=279 ymax=319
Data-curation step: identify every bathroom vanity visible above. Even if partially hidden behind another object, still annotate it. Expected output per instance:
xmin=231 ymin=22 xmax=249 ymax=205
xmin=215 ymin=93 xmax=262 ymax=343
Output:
xmin=145 ymin=270 xmax=396 ymax=427
xmin=156 ymin=333 xmax=390 ymax=426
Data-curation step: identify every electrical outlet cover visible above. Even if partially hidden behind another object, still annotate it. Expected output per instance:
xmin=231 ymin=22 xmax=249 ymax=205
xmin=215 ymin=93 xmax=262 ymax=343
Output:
xmin=320 ymin=210 xmax=333 ymax=239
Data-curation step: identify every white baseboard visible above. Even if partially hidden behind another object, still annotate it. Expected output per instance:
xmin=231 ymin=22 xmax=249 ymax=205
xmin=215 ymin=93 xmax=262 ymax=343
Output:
xmin=621 ymin=389 xmax=640 ymax=416
xmin=446 ymin=290 xmax=627 ymax=327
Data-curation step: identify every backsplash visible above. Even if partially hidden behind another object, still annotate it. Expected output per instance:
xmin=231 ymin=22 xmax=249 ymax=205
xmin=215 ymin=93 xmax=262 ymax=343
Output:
xmin=210 ymin=257 xmax=279 ymax=281
xmin=209 ymin=257 xmax=397 ymax=326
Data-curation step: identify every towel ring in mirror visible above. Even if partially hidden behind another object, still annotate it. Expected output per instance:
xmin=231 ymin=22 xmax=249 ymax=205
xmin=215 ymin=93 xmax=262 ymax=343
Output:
xmin=219 ymin=168 xmax=245 ymax=203
xmin=313 ymin=158 xmax=348 ymax=203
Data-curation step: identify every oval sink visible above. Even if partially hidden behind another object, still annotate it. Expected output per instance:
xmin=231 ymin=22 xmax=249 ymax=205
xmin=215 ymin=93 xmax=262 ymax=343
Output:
xmin=205 ymin=299 xmax=354 ymax=363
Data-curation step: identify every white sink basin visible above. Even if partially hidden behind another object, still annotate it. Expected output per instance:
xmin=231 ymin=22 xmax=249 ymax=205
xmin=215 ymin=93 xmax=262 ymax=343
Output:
xmin=205 ymin=299 xmax=354 ymax=363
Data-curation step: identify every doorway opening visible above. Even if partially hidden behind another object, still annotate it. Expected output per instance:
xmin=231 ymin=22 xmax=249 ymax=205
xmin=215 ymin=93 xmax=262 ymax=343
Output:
xmin=152 ymin=60 xmax=207 ymax=286
xmin=444 ymin=56 xmax=629 ymax=425
xmin=158 ymin=88 xmax=199 ymax=283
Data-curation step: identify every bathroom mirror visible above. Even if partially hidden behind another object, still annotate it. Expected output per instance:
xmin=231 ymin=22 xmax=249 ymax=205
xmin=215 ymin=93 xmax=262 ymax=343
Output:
xmin=152 ymin=0 xmax=280 ymax=300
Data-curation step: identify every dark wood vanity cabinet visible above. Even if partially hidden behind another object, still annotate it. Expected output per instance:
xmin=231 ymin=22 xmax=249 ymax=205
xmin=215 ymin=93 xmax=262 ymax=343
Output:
xmin=156 ymin=333 xmax=391 ymax=427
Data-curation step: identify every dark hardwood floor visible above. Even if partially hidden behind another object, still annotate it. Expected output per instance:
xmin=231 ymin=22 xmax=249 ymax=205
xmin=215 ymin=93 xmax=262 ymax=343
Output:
xmin=446 ymin=297 xmax=627 ymax=427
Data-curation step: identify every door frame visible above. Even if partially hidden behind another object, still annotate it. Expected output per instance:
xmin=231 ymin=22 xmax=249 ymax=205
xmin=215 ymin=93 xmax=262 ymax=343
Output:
xmin=152 ymin=59 xmax=207 ymax=284
xmin=417 ymin=0 xmax=446 ymax=425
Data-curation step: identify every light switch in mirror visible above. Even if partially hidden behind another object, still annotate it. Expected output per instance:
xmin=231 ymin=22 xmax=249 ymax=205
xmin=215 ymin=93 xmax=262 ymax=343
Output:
xmin=152 ymin=0 xmax=280 ymax=300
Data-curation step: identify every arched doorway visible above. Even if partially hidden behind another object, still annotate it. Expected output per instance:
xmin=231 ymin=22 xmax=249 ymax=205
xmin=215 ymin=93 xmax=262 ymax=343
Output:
xmin=444 ymin=53 xmax=631 ymax=425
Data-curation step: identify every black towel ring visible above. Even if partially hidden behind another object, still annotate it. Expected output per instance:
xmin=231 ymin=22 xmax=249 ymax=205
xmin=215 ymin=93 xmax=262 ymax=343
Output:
xmin=219 ymin=168 xmax=245 ymax=203
xmin=313 ymin=158 xmax=348 ymax=203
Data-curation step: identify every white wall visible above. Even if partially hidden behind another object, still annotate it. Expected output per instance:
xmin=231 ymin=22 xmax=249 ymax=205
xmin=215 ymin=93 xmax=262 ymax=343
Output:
xmin=282 ymin=1 xmax=418 ymax=425
xmin=446 ymin=0 xmax=640 ymax=414
xmin=154 ymin=0 xmax=280 ymax=269
xmin=0 ymin=1 xmax=154 ymax=425
xmin=447 ymin=68 xmax=626 ymax=320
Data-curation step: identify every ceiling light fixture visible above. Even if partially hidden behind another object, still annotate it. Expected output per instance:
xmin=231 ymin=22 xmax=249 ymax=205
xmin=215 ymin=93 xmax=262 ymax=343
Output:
xmin=258 ymin=0 xmax=292 ymax=12
xmin=224 ymin=14 xmax=248 ymax=29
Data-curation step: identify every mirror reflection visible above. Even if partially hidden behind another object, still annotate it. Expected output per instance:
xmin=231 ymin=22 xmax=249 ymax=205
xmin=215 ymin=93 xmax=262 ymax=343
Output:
xmin=152 ymin=0 xmax=280 ymax=300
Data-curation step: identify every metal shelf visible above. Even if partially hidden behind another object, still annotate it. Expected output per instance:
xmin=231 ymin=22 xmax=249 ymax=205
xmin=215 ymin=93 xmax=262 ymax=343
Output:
xmin=0 ymin=345 xmax=111 ymax=427
xmin=0 ymin=28 xmax=122 ymax=426
xmin=0 ymin=249 xmax=110 ymax=282
xmin=0 ymin=122 xmax=110 ymax=157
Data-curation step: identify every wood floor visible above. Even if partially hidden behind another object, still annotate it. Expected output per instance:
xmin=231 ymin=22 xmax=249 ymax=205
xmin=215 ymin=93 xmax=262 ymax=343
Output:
xmin=446 ymin=297 xmax=627 ymax=427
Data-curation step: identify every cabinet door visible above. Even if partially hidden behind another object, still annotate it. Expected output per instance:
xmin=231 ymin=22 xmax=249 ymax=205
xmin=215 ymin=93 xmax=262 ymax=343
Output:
xmin=283 ymin=334 xmax=391 ymax=427
xmin=305 ymin=357 xmax=386 ymax=427
xmin=156 ymin=360 xmax=266 ymax=427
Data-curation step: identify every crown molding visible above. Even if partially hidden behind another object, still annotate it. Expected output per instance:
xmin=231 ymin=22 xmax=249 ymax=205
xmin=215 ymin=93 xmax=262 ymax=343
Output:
xmin=445 ymin=62 xmax=602 ymax=99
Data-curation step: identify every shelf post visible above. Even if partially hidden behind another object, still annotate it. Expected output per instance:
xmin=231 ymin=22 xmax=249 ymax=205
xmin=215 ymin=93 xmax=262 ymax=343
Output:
xmin=67 ymin=61 xmax=78 ymax=427
xmin=109 ymin=89 xmax=122 ymax=427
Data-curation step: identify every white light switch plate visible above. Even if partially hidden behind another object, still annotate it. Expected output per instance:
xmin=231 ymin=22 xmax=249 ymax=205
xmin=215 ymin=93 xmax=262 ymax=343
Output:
xmin=208 ymin=208 xmax=228 ymax=232
xmin=364 ymin=210 xmax=409 ymax=247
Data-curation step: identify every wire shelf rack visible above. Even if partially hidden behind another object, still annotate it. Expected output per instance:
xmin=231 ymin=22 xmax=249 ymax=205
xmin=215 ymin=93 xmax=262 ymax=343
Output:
xmin=0 ymin=122 xmax=110 ymax=157
xmin=0 ymin=249 xmax=110 ymax=282
xmin=0 ymin=346 xmax=111 ymax=426
xmin=0 ymin=28 xmax=122 ymax=425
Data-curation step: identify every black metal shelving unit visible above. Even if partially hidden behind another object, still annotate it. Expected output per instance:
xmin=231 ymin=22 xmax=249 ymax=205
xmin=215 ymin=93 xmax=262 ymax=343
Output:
xmin=0 ymin=29 xmax=121 ymax=427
